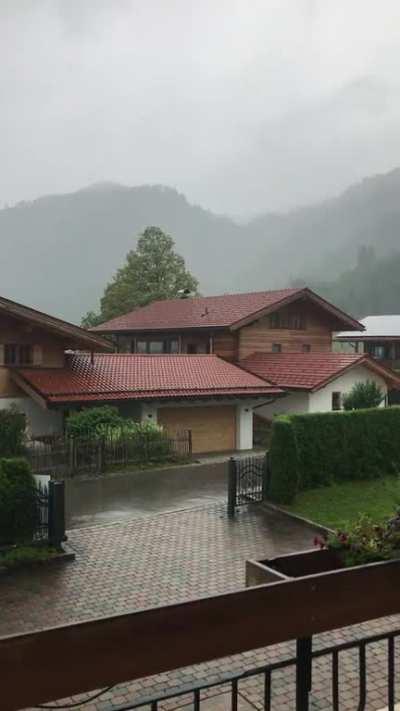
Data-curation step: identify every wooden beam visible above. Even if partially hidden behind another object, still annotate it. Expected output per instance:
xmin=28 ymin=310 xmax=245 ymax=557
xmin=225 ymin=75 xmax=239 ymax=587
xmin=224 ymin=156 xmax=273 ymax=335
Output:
xmin=2 ymin=559 xmax=400 ymax=710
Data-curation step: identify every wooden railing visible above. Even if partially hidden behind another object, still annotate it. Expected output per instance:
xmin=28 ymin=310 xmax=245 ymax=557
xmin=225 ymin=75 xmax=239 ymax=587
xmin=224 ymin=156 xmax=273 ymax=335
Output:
xmin=2 ymin=558 xmax=400 ymax=710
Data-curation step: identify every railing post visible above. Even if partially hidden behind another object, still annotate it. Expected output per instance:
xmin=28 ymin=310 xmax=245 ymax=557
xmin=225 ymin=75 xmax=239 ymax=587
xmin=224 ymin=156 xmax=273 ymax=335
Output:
xmin=227 ymin=457 xmax=237 ymax=518
xmin=48 ymin=480 xmax=65 ymax=548
xmin=262 ymin=451 xmax=271 ymax=501
xmin=296 ymin=637 xmax=312 ymax=711
xmin=188 ymin=429 xmax=192 ymax=456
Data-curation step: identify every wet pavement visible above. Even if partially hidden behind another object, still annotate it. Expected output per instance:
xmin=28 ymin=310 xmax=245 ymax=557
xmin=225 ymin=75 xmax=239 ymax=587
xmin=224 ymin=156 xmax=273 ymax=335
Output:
xmin=2 ymin=503 xmax=398 ymax=710
xmin=65 ymin=460 xmax=229 ymax=528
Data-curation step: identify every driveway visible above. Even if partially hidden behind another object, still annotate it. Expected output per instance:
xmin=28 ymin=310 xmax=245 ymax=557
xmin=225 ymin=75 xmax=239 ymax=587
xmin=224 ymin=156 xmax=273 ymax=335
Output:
xmin=1 ymin=503 xmax=398 ymax=710
xmin=65 ymin=459 xmax=229 ymax=528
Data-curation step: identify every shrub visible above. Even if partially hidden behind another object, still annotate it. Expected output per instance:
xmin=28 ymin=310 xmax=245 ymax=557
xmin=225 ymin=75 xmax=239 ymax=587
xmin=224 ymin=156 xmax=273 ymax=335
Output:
xmin=0 ymin=458 xmax=38 ymax=545
xmin=268 ymin=418 xmax=299 ymax=504
xmin=315 ymin=509 xmax=400 ymax=567
xmin=124 ymin=421 xmax=173 ymax=462
xmin=0 ymin=406 xmax=26 ymax=456
xmin=268 ymin=407 xmax=400 ymax=504
xmin=65 ymin=406 xmax=125 ymax=438
xmin=342 ymin=381 xmax=385 ymax=410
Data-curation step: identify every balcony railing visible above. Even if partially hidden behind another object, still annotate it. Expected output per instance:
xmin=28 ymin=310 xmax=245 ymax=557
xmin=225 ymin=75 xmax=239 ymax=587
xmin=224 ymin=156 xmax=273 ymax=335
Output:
xmin=2 ymin=557 xmax=400 ymax=711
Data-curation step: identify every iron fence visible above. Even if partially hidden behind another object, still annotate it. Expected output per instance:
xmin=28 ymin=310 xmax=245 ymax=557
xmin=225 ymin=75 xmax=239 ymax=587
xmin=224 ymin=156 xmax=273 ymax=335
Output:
xmin=32 ymin=479 xmax=65 ymax=546
xmin=227 ymin=453 xmax=269 ymax=516
xmin=27 ymin=430 xmax=192 ymax=478
xmin=101 ymin=627 xmax=400 ymax=711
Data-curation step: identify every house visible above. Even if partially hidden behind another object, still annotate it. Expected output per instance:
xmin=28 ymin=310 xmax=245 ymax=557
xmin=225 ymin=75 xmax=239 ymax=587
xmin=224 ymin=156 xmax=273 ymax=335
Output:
xmin=14 ymin=353 xmax=282 ymax=453
xmin=239 ymin=352 xmax=400 ymax=417
xmin=0 ymin=295 xmax=111 ymax=436
xmin=92 ymin=287 xmax=364 ymax=359
xmin=335 ymin=315 xmax=400 ymax=370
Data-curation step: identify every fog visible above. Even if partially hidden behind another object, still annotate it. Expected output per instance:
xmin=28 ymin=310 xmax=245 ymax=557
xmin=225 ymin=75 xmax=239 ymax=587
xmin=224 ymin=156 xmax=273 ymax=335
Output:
xmin=2 ymin=1 xmax=400 ymax=215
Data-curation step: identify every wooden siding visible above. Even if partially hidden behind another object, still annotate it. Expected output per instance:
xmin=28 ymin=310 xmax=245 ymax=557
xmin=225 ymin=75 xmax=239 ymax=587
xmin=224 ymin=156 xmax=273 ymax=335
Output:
xmin=0 ymin=313 xmax=67 ymax=398
xmin=239 ymin=302 xmax=333 ymax=359
xmin=213 ymin=332 xmax=238 ymax=361
xmin=158 ymin=405 xmax=236 ymax=453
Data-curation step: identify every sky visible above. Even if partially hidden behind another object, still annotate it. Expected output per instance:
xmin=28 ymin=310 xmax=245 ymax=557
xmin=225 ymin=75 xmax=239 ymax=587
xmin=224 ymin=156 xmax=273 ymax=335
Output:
xmin=2 ymin=0 xmax=400 ymax=215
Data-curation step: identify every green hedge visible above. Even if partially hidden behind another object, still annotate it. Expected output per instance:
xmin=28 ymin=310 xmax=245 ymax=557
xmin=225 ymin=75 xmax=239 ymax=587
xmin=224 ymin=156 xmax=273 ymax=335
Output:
xmin=268 ymin=407 xmax=400 ymax=504
xmin=0 ymin=458 xmax=38 ymax=545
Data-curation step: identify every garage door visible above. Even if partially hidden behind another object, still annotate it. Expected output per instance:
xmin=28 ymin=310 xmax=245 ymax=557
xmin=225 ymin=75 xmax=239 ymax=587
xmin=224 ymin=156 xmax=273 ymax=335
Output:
xmin=158 ymin=405 xmax=236 ymax=454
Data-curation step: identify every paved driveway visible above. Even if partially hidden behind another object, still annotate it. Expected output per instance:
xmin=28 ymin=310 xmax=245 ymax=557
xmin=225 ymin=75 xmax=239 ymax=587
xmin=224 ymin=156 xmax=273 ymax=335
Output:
xmin=1 ymin=504 xmax=398 ymax=710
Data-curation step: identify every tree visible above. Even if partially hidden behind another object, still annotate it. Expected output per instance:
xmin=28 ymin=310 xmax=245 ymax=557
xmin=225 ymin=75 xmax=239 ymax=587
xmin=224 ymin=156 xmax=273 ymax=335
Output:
xmin=342 ymin=381 xmax=385 ymax=410
xmin=81 ymin=226 xmax=199 ymax=325
xmin=81 ymin=310 xmax=105 ymax=328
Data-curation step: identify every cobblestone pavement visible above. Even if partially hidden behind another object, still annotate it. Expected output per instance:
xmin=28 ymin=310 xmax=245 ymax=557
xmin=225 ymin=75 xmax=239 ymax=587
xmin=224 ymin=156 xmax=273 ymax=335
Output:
xmin=1 ymin=503 xmax=399 ymax=710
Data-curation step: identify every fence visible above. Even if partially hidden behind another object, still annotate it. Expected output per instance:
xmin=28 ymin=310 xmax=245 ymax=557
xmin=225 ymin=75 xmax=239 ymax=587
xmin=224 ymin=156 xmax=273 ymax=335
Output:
xmin=227 ymin=453 xmax=269 ymax=517
xmin=34 ymin=479 xmax=65 ymax=546
xmin=27 ymin=430 xmax=192 ymax=478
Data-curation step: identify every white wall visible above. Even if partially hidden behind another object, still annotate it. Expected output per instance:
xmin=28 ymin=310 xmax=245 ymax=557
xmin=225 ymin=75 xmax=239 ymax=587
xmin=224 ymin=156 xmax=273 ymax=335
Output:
xmin=0 ymin=397 xmax=63 ymax=437
xmin=309 ymin=365 xmax=387 ymax=412
xmin=141 ymin=403 xmax=158 ymax=424
xmin=256 ymin=392 xmax=310 ymax=420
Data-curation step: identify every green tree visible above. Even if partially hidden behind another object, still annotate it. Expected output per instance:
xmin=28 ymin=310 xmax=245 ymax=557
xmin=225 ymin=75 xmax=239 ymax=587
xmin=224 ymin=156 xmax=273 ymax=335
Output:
xmin=82 ymin=226 xmax=199 ymax=324
xmin=342 ymin=381 xmax=385 ymax=410
xmin=80 ymin=310 xmax=104 ymax=328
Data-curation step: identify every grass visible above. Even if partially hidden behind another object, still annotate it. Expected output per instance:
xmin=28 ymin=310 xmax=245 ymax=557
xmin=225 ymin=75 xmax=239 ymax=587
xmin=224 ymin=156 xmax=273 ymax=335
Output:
xmin=285 ymin=475 xmax=400 ymax=530
xmin=0 ymin=544 xmax=59 ymax=569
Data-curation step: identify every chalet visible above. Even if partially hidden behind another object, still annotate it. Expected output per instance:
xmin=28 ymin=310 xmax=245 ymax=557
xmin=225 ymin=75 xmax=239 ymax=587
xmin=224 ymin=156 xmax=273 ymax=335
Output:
xmin=0 ymin=295 xmax=111 ymax=436
xmin=92 ymin=287 xmax=364 ymax=359
xmin=335 ymin=315 xmax=400 ymax=370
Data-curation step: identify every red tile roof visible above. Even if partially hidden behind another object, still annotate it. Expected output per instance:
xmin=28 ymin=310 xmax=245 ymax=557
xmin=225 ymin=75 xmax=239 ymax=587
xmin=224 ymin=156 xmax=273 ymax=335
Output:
xmin=14 ymin=354 xmax=282 ymax=404
xmin=240 ymin=352 xmax=400 ymax=391
xmin=92 ymin=288 xmax=363 ymax=334
xmin=92 ymin=289 xmax=302 ymax=332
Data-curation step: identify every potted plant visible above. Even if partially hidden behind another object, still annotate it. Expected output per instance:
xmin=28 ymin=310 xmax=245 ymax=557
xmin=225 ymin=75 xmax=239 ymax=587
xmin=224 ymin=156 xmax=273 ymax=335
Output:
xmin=246 ymin=510 xmax=400 ymax=587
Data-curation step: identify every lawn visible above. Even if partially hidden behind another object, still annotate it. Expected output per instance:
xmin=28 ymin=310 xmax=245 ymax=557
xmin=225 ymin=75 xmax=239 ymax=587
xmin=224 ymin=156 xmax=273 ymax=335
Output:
xmin=285 ymin=475 xmax=400 ymax=530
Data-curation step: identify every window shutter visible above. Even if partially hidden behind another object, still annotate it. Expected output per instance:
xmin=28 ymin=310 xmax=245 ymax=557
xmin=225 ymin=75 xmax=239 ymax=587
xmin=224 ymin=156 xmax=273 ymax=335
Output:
xmin=0 ymin=345 xmax=4 ymax=365
xmin=33 ymin=345 xmax=43 ymax=366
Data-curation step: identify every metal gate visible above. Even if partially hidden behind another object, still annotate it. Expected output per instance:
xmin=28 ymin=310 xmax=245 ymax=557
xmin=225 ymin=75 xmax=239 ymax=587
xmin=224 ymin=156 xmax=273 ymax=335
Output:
xmin=227 ymin=454 xmax=269 ymax=517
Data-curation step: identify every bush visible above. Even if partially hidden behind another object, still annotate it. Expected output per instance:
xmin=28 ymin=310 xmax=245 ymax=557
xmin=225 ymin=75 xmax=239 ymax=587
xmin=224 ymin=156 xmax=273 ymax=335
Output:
xmin=342 ymin=381 xmax=385 ymax=410
xmin=124 ymin=421 xmax=173 ymax=462
xmin=0 ymin=406 xmax=26 ymax=456
xmin=268 ymin=407 xmax=400 ymax=504
xmin=65 ymin=406 xmax=125 ymax=438
xmin=0 ymin=458 xmax=38 ymax=545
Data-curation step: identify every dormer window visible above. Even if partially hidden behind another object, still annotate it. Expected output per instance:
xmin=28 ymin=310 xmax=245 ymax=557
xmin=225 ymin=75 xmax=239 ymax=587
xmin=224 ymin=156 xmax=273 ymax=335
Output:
xmin=269 ymin=312 xmax=305 ymax=330
xmin=4 ymin=344 xmax=33 ymax=366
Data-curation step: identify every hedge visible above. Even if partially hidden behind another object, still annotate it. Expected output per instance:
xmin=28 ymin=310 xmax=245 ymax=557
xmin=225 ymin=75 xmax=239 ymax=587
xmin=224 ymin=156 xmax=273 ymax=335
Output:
xmin=0 ymin=458 xmax=38 ymax=545
xmin=268 ymin=407 xmax=400 ymax=504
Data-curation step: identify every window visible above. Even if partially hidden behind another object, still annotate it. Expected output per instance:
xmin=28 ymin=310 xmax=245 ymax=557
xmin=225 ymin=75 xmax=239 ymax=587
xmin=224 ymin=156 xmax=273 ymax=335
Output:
xmin=136 ymin=341 xmax=147 ymax=353
xmin=269 ymin=312 xmax=305 ymax=330
xmin=149 ymin=341 xmax=164 ymax=354
xmin=169 ymin=340 xmax=179 ymax=354
xmin=332 ymin=392 xmax=342 ymax=411
xmin=302 ymin=344 xmax=311 ymax=353
xmin=4 ymin=344 xmax=33 ymax=366
xmin=272 ymin=343 xmax=282 ymax=353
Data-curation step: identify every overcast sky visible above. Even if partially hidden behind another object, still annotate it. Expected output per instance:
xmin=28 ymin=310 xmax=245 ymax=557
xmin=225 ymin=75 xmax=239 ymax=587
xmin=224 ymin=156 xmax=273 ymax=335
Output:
xmin=2 ymin=0 xmax=400 ymax=215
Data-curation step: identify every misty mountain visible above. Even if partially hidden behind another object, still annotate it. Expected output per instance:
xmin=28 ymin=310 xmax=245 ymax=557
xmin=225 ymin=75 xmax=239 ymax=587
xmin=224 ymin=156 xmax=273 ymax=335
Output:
xmin=2 ymin=168 xmax=400 ymax=322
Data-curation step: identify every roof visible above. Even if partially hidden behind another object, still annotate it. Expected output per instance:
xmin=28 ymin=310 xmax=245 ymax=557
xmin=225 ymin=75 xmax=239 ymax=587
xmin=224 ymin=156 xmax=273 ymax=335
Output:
xmin=0 ymin=294 xmax=111 ymax=352
xmin=92 ymin=288 xmax=363 ymax=334
xmin=336 ymin=315 xmax=400 ymax=341
xmin=13 ymin=353 xmax=282 ymax=405
xmin=239 ymin=352 xmax=400 ymax=391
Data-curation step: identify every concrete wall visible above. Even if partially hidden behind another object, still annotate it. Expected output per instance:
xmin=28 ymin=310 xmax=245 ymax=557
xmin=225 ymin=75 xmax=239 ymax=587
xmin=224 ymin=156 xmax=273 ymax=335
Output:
xmin=256 ymin=392 xmax=310 ymax=420
xmin=308 ymin=365 xmax=387 ymax=412
xmin=0 ymin=397 xmax=63 ymax=437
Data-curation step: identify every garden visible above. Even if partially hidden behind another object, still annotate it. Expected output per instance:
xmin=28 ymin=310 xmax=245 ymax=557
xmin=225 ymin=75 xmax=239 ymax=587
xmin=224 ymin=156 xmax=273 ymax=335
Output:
xmin=267 ymin=382 xmax=400 ymax=568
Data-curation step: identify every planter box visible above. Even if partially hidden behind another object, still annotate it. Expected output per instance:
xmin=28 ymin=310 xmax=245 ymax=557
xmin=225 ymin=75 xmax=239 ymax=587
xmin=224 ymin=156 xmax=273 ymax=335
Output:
xmin=246 ymin=548 xmax=348 ymax=587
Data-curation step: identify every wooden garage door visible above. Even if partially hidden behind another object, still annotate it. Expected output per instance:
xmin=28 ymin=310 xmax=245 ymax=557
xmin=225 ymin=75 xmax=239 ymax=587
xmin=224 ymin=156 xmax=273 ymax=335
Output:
xmin=158 ymin=405 xmax=236 ymax=454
